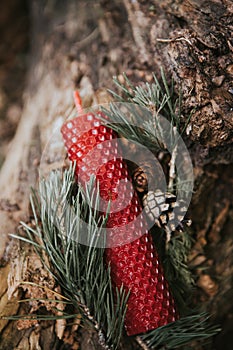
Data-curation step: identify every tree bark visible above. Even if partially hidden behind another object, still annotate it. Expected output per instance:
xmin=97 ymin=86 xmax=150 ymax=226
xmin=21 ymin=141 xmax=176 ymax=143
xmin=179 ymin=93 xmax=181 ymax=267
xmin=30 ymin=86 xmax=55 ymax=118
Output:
xmin=0 ymin=1 xmax=232 ymax=349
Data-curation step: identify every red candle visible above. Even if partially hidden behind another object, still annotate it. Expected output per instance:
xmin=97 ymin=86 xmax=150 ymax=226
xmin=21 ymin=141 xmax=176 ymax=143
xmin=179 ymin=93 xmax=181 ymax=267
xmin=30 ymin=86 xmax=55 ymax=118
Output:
xmin=61 ymin=91 xmax=178 ymax=335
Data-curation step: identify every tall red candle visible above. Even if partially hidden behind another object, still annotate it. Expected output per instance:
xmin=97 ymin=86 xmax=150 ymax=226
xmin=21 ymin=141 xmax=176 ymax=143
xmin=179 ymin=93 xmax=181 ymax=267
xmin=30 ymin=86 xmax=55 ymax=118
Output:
xmin=61 ymin=91 xmax=178 ymax=335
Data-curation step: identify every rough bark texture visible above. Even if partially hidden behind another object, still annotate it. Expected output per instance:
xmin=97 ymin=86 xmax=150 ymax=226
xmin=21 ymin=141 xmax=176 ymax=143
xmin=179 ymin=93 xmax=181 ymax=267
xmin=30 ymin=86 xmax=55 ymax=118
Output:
xmin=0 ymin=0 xmax=232 ymax=349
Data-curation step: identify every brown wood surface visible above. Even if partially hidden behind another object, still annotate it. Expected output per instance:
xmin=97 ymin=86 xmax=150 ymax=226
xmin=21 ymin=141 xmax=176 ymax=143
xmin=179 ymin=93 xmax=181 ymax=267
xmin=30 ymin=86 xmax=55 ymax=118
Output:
xmin=0 ymin=1 xmax=232 ymax=349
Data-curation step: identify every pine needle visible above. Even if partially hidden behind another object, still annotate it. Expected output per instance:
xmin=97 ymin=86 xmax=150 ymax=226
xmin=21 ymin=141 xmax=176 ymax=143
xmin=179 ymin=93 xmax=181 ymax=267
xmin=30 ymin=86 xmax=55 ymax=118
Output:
xmin=14 ymin=165 xmax=129 ymax=350
xmin=139 ymin=313 xmax=221 ymax=349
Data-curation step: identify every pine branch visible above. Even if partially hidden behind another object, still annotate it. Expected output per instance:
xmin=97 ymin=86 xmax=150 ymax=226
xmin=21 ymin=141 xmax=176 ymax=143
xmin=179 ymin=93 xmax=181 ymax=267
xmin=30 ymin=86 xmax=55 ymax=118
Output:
xmin=100 ymin=70 xmax=193 ymax=199
xmin=13 ymin=166 xmax=129 ymax=350
xmin=165 ymin=231 xmax=195 ymax=313
xmin=100 ymin=102 xmax=164 ymax=153
xmin=139 ymin=313 xmax=221 ymax=350
xmin=110 ymin=68 xmax=182 ymax=130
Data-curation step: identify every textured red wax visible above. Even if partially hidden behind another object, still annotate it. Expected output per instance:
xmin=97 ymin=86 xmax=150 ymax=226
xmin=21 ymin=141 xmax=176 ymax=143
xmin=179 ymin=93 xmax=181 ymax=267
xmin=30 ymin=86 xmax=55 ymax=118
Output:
xmin=61 ymin=108 xmax=178 ymax=335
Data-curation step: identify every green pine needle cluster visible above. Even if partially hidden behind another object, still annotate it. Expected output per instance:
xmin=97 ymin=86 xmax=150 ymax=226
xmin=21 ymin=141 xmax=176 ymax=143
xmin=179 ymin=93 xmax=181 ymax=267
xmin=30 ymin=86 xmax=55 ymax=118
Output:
xmin=110 ymin=69 xmax=180 ymax=124
xmin=139 ymin=313 xmax=221 ymax=349
xmin=12 ymin=166 xmax=129 ymax=350
xmin=151 ymin=227 xmax=194 ymax=314
xmin=103 ymin=68 xmax=192 ymax=148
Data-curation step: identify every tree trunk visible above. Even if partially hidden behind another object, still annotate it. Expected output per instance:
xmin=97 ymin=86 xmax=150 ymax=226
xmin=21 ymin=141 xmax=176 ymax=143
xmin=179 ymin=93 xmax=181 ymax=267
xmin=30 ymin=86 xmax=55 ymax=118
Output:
xmin=0 ymin=0 xmax=232 ymax=349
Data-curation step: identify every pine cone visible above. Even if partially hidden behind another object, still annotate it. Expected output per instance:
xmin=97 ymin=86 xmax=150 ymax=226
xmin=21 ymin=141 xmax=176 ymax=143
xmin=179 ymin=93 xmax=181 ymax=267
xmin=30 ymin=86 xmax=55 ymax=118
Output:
xmin=61 ymin=91 xmax=179 ymax=336
xmin=132 ymin=161 xmax=160 ymax=193
xmin=132 ymin=166 xmax=148 ymax=192
xmin=132 ymin=165 xmax=191 ymax=235
xmin=142 ymin=190 xmax=191 ymax=234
